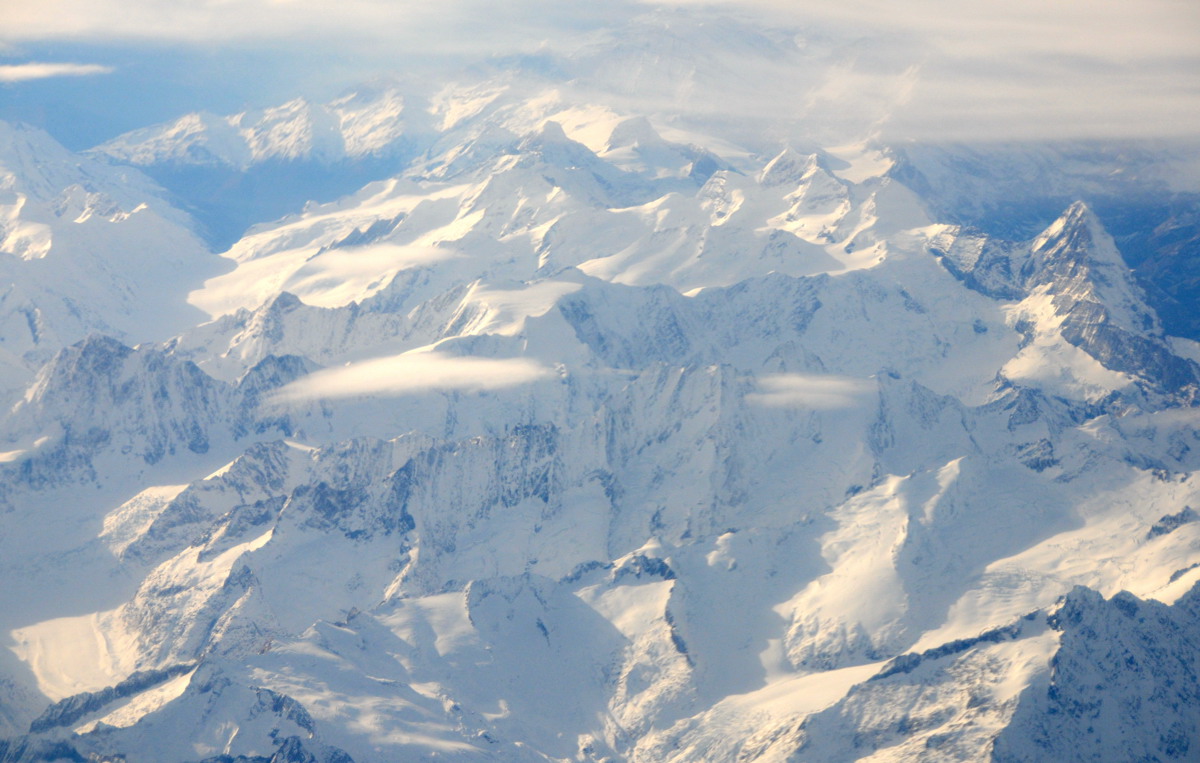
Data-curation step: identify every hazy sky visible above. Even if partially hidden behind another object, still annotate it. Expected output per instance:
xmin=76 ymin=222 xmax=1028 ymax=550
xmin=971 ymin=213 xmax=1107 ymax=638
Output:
xmin=1 ymin=0 xmax=1197 ymax=147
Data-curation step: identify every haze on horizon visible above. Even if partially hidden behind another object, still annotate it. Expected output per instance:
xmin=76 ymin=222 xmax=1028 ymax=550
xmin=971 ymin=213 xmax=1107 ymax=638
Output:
xmin=1 ymin=0 xmax=1197 ymax=149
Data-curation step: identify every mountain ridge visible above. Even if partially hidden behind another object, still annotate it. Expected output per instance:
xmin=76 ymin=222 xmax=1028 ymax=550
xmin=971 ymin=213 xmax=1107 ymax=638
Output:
xmin=0 ymin=44 xmax=1198 ymax=760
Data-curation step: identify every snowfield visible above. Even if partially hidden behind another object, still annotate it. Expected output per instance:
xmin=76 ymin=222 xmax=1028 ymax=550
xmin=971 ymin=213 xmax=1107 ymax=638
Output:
xmin=1 ymin=16 xmax=1199 ymax=763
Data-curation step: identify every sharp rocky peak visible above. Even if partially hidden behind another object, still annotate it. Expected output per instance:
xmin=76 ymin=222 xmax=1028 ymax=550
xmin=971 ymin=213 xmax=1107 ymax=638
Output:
xmin=1024 ymin=201 xmax=1162 ymax=334
xmin=1023 ymin=204 xmax=1200 ymax=396
xmin=1027 ymin=202 xmax=1129 ymax=289
xmin=757 ymin=146 xmax=827 ymax=189
xmin=931 ymin=201 xmax=1200 ymax=398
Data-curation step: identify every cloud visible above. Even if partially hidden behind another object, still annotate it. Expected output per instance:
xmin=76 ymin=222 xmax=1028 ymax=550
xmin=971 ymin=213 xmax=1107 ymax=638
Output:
xmin=0 ymin=0 xmax=629 ymax=50
xmin=746 ymin=373 xmax=874 ymax=409
xmin=273 ymin=350 xmax=554 ymax=402
xmin=632 ymin=0 xmax=1200 ymax=141
xmin=2 ymin=0 xmax=1197 ymax=142
xmin=0 ymin=62 xmax=113 ymax=83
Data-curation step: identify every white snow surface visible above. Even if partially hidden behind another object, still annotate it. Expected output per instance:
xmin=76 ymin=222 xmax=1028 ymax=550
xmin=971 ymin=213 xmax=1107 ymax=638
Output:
xmin=93 ymin=85 xmax=409 ymax=169
xmin=0 ymin=44 xmax=1198 ymax=763
xmin=0 ymin=121 xmax=220 ymax=403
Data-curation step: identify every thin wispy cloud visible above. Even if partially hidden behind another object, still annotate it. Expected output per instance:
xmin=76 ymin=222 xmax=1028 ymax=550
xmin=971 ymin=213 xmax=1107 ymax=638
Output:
xmin=0 ymin=62 xmax=113 ymax=83
xmin=0 ymin=0 xmax=626 ymax=49
xmin=746 ymin=373 xmax=874 ymax=409
xmin=636 ymin=0 xmax=1200 ymax=141
xmin=273 ymin=351 xmax=554 ymax=403
xmin=1 ymin=0 xmax=1197 ymax=142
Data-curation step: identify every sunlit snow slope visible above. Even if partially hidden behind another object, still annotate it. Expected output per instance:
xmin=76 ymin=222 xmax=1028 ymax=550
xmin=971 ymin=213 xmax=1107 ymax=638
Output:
xmin=1 ymin=18 xmax=1199 ymax=763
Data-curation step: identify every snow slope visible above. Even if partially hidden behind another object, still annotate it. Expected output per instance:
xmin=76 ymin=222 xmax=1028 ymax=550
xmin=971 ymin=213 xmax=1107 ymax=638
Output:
xmin=93 ymin=84 xmax=410 ymax=170
xmin=0 ymin=122 xmax=220 ymax=401
xmin=0 ymin=24 xmax=1198 ymax=763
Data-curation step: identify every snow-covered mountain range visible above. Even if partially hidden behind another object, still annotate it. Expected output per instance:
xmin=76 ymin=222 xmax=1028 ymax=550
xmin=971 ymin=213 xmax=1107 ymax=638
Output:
xmin=0 ymin=122 xmax=218 ymax=398
xmin=1 ymin=17 xmax=1199 ymax=763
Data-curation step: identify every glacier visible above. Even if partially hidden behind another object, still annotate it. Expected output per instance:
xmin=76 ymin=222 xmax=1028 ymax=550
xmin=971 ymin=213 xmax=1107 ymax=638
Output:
xmin=1 ymin=16 xmax=1199 ymax=763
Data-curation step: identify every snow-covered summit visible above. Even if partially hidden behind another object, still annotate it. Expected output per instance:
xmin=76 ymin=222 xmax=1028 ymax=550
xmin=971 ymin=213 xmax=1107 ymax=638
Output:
xmin=0 ymin=121 xmax=219 ymax=400
xmin=93 ymin=84 xmax=410 ymax=170
xmin=1 ymin=30 xmax=1199 ymax=762
xmin=932 ymin=201 xmax=1200 ymax=399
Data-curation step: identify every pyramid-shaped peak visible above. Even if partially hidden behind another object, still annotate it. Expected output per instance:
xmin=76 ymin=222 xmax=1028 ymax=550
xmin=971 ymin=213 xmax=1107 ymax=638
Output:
xmin=758 ymin=146 xmax=820 ymax=188
xmin=264 ymin=291 xmax=305 ymax=313
xmin=26 ymin=334 xmax=134 ymax=402
xmin=1039 ymin=201 xmax=1098 ymax=238
xmin=517 ymin=121 xmax=605 ymax=167
xmin=1063 ymin=199 xmax=1094 ymax=220
xmin=1031 ymin=201 xmax=1114 ymax=265
xmin=72 ymin=334 xmax=135 ymax=362
xmin=1023 ymin=200 xmax=1161 ymax=339
xmin=0 ymin=120 xmax=74 ymax=169
xmin=605 ymin=116 xmax=666 ymax=151
xmin=0 ymin=119 xmax=51 ymax=145
xmin=533 ymin=120 xmax=570 ymax=143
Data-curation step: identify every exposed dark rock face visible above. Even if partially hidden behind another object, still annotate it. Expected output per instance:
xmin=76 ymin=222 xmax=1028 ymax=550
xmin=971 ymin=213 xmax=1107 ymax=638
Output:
xmin=992 ymin=584 xmax=1200 ymax=762
xmin=932 ymin=202 xmax=1200 ymax=398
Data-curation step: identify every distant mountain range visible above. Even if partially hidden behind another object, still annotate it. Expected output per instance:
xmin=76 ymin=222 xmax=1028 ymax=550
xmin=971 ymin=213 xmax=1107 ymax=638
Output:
xmin=1 ymin=15 xmax=1198 ymax=762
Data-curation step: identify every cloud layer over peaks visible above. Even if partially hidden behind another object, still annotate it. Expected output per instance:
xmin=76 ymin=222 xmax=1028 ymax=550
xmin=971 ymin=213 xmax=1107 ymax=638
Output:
xmin=2 ymin=0 xmax=1198 ymax=143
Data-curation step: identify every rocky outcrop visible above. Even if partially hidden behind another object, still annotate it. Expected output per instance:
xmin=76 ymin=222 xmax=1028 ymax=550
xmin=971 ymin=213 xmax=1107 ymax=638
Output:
xmin=992 ymin=584 xmax=1200 ymax=762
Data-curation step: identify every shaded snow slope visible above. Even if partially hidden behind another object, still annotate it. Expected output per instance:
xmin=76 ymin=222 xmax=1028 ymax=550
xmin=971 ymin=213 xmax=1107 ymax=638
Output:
xmin=0 ymin=122 xmax=220 ymax=402
xmin=1 ymin=41 xmax=1198 ymax=763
